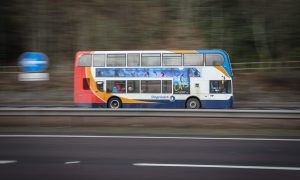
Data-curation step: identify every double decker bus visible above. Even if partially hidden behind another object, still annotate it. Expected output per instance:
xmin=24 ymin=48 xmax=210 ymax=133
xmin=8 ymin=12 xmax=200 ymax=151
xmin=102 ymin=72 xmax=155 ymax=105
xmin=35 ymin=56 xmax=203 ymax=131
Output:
xmin=74 ymin=50 xmax=233 ymax=109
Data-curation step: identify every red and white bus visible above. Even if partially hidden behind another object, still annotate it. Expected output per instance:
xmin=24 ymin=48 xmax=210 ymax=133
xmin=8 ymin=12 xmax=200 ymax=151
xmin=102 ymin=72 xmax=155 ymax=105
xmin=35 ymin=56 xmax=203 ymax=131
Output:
xmin=74 ymin=50 xmax=233 ymax=109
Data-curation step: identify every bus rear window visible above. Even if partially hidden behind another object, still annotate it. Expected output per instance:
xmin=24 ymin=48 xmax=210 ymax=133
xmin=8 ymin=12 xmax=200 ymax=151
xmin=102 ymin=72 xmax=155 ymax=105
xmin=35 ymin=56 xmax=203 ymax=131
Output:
xmin=206 ymin=54 xmax=224 ymax=66
xmin=79 ymin=55 xmax=92 ymax=67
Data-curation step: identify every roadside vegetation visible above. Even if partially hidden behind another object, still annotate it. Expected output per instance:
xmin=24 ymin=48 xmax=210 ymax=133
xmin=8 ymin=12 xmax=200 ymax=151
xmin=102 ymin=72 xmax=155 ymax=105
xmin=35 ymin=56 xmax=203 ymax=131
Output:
xmin=0 ymin=0 xmax=299 ymax=107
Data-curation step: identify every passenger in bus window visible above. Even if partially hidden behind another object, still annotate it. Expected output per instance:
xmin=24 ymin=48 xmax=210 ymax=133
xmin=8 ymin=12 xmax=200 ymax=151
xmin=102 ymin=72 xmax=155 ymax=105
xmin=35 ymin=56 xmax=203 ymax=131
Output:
xmin=128 ymin=86 xmax=133 ymax=92
xmin=116 ymin=84 xmax=121 ymax=92
xmin=112 ymin=85 xmax=118 ymax=93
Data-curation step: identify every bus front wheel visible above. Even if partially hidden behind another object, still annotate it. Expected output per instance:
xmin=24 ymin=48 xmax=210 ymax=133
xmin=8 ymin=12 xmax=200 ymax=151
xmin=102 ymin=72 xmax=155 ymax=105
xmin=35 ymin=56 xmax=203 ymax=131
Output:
xmin=186 ymin=98 xmax=200 ymax=109
xmin=108 ymin=97 xmax=122 ymax=109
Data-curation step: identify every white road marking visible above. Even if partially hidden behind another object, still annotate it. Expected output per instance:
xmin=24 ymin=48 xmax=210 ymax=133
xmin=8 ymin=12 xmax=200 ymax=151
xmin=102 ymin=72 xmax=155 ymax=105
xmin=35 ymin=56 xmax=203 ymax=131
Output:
xmin=133 ymin=163 xmax=300 ymax=171
xmin=0 ymin=135 xmax=299 ymax=141
xmin=64 ymin=161 xmax=80 ymax=164
xmin=0 ymin=160 xmax=17 ymax=164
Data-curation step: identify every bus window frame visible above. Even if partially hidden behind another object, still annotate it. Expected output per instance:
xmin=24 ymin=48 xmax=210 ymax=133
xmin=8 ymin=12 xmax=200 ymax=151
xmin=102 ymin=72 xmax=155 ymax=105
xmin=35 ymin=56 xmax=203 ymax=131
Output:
xmin=127 ymin=53 xmax=141 ymax=67
xmin=79 ymin=54 xmax=92 ymax=67
xmin=162 ymin=53 xmax=182 ymax=66
xmin=141 ymin=53 xmax=162 ymax=67
xmin=106 ymin=54 xmax=126 ymax=67
xmin=205 ymin=53 xmax=225 ymax=66
xmin=183 ymin=53 xmax=204 ymax=66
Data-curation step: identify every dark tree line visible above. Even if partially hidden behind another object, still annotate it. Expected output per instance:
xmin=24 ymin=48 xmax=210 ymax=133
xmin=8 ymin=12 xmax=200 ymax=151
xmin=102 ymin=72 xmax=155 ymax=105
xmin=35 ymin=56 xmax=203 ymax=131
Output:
xmin=0 ymin=0 xmax=299 ymax=67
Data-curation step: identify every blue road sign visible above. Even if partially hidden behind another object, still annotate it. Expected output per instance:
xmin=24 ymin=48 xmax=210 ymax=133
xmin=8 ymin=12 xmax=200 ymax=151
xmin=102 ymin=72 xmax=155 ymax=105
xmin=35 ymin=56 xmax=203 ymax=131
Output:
xmin=19 ymin=52 xmax=48 ymax=73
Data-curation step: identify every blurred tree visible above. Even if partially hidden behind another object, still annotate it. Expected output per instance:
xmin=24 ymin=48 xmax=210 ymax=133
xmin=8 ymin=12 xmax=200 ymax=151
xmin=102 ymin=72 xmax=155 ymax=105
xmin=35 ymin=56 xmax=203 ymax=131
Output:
xmin=0 ymin=0 xmax=299 ymax=66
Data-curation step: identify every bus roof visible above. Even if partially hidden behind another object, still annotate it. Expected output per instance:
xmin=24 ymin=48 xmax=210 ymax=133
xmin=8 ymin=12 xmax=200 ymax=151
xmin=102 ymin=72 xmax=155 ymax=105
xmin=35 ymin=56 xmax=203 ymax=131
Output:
xmin=76 ymin=49 xmax=228 ymax=55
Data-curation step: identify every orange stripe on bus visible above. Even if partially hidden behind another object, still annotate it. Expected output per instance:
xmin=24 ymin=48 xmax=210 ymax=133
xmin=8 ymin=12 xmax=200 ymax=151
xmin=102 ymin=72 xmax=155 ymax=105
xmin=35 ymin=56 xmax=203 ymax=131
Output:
xmin=86 ymin=67 xmax=107 ymax=102
xmin=214 ymin=66 xmax=230 ymax=78
xmin=86 ymin=67 xmax=157 ymax=104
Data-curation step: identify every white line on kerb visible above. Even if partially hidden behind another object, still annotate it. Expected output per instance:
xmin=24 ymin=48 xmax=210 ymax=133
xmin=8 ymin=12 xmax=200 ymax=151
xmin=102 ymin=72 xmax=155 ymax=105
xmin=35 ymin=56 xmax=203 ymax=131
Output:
xmin=64 ymin=161 xmax=80 ymax=164
xmin=0 ymin=160 xmax=17 ymax=164
xmin=0 ymin=135 xmax=299 ymax=141
xmin=133 ymin=163 xmax=300 ymax=171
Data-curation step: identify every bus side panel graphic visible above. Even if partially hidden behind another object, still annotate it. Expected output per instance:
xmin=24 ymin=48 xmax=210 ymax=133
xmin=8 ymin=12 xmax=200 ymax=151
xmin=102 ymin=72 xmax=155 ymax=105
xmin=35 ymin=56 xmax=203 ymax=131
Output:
xmin=95 ymin=68 xmax=201 ymax=94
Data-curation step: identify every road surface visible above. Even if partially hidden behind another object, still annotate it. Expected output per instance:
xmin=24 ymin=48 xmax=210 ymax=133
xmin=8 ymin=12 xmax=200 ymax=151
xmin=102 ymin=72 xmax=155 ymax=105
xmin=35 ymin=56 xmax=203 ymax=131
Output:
xmin=0 ymin=135 xmax=300 ymax=180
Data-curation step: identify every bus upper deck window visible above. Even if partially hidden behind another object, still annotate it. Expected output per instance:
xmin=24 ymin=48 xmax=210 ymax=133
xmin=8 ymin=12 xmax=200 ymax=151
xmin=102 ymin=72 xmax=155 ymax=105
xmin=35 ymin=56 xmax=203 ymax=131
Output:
xmin=127 ymin=53 xmax=140 ymax=67
xmin=107 ymin=54 xmax=126 ymax=67
xmin=79 ymin=55 xmax=92 ymax=67
xmin=93 ymin=54 xmax=105 ymax=67
xmin=141 ymin=53 xmax=161 ymax=66
xmin=183 ymin=54 xmax=204 ymax=66
xmin=162 ymin=54 xmax=182 ymax=66
xmin=205 ymin=54 xmax=224 ymax=66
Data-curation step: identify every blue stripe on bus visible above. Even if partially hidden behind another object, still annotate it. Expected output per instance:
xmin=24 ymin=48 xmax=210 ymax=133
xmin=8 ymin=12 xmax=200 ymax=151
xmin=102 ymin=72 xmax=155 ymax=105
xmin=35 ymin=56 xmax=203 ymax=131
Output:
xmin=75 ymin=97 xmax=233 ymax=109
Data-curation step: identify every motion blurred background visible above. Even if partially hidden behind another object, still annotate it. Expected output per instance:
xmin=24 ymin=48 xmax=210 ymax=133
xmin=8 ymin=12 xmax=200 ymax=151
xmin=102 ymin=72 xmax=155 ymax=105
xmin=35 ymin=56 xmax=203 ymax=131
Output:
xmin=0 ymin=0 xmax=299 ymax=107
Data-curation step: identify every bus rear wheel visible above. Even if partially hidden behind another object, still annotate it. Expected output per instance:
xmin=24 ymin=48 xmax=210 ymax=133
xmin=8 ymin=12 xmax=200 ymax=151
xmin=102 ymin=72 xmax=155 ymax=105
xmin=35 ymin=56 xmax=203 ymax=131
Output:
xmin=108 ymin=97 xmax=122 ymax=109
xmin=186 ymin=98 xmax=200 ymax=109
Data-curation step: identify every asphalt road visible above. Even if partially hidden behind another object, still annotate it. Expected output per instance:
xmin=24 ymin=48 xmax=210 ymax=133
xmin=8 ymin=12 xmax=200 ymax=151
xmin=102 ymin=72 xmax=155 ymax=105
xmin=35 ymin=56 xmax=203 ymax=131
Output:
xmin=0 ymin=135 xmax=300 ymax=180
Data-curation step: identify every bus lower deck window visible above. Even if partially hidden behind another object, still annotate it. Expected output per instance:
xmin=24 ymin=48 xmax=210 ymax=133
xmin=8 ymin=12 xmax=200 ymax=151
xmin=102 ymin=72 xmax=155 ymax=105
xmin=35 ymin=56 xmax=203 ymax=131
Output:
xmin=210 ymin=80 xmax=231 ymax=94
xmin=127 ymin=80 xmax=140 ymax=93
xmin=162 ymin=80 xmax=172 ymax=93
xmin=107 ymin=80 xmax=126 ymax=93
xmin=141 ymin=80 xmax=161 ymax=93
xmin=96 ymin=81 xmax=104 ymax=92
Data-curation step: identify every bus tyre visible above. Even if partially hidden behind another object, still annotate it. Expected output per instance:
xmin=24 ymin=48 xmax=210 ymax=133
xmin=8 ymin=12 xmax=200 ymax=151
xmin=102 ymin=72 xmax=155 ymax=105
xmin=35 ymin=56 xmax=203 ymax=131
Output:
xmin=186 ymin=98 xmax=200 ymax=109
xmin=108 ymin=97 xmax=122 ymax=109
